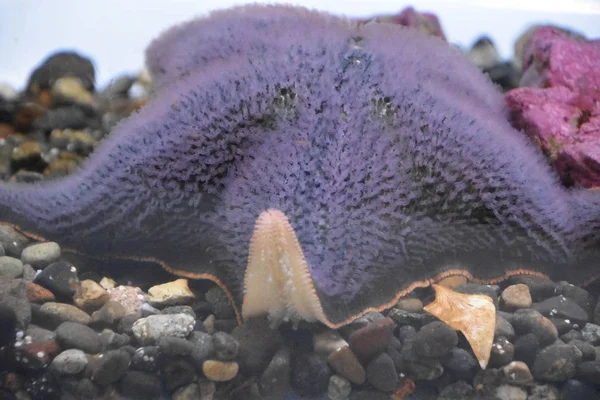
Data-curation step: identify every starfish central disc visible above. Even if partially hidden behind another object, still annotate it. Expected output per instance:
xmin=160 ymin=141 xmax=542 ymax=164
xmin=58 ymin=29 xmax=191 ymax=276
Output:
xmin=242 ymin=209 xmax=326 ymax=326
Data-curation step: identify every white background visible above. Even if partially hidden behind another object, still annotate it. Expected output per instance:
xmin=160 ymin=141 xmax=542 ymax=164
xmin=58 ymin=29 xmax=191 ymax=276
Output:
xmin=1 ymin=0 xmax=599 ymax=90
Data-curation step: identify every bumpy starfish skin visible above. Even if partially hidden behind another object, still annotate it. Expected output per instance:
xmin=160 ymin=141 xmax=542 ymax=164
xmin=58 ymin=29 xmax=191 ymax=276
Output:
xmin=0 ymin=5 xmax=599 ymax=327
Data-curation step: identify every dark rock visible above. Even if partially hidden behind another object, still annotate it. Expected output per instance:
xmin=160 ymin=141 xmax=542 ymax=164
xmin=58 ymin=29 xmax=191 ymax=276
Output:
xmin=443 ymin=347 xmax=477 ymax=377
xmin=550 ymin=317 xmax=578 ymax=334
xmin=556 ymin=281 xmax=593 ymax=315
xmin=513 ymin=333 xmax=539 ymax=367
xmin=131 ymin=346 xmax=160 ymax=372
xmin=213 ymin=331 xmax=239 ymax=361
xmin=349 ymin=390 xmax=390 ymax=400
xmin=412 ymin=321 xmax=457 ymax=358
xmin=98 ymin=329 xmax=130 ymax=350
xmin=388 ymin=308 xmax=434 ymax=327
xmin=328 ymin=375 xmax=351 ymax=400
xmin=188 ymin=331 xmax=215 ymax=369
xmin=0 ymin=303 xmax=17 ymax=347
xmin=213 ymin=318 xmax=237 ymax=333
xmin=232 ymin=316 xmax=283 ymax=374
xmin=568 ymin=339 xmax=596 ymax=361
xmin=366 ymin=352 xmax=398 ymax=392
xmin=161 ymin=305 xmax=196 ymax=318
xmin=32 ymin=106 xmax=92 ymax=132
xmin=483 ymin=62 xmax=521 ymax=91
xmin=531 ymin=344 xmax=582 ymax=381
xmin=507 ymin=275 xmax=556 ymax=302
xmin=0 ymin=225 xmax=28 ymax=257
xmin=24 ymin=371 xmax=60 ymax=400
xmin=118 ymin=312 xmax=142 ymax=335
xmin=73 ymin=378 xmax=101 ymax=399
xmin=512 ymin=309 xmax=558 ymax=346
xmin=560 ymin=379 xmax=598 ymax=400
xmin=34 ymin=261 xmax=79 ymax=300
xmin=561 ymin=329 xmax=583 ymax=342
xmin=577 ymin=360 xmax=600 ymax=384
xmin=532 ymin=295 xmax=588 ymax=327
xmin=205 ymin=287 xmax=236 ymax=319
xmin=55 ymin=321 xmax=101 ymax=354
xmin=327 ymin=346 xmax=366 ymax=385
xmin=91 ymin=349 xmax=131 ymax=386
xmin=291 ymin=352 xmax=331 ymax=397
xmin=0 ymin=279 xmax=31 ymax=329
xmin=495 ymin=315 xmax=515 ymax=341
xmin=437 ymin=380 xmax=474 ymax=400
xmin=396 ymin=324 xmax=416 ymax=342
xmin=162 ymin=358 xmax=196 ymax=392
xmin=119 ymin=371 xmax=162 ymax=400
xmin=489 ymin=336 xmax=514 ymax=367
xmin=158 ymin=336 xmax=194 ymax=356
xmin=259 ymin=347 xmax=291 ymax=399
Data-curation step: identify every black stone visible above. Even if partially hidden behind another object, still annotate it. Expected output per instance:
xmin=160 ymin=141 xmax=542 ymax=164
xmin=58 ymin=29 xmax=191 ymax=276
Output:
xmin=577 ymin=360 xmax=600 ymax=384
xmin=259 ymin=347 xmax=291 ymax=399
xmin=131 ymin=346 xmax=160 ymax=372
xmin=119 ymin=371 xmax=163 ymax=400
xmin=396 ymin=324 xmax=416 ymax=342
xmin=366 ymin=353 xmax=398 ymax=392
xmin=560 ymin=379 xmax=598 ymax=400
xmin=532 ymin=344 xmax=582 ymax=381
xmin=0 ymin=303 xmax=16 ymax=347
xmin=162 ymin=357 xmax=196 ymax=392
xmin=34 ymin=261 xmax=79 ymax=300
xmin=489 ymin=336 xmax=514 ymax=368
xmin=158 ymin=336 xmax=194 ymax=356
xmin=412 ymin=321 xmax=458 ymax=358
xmin=291 ymin=352 xmax=331 ymax=397
xmin=26 ymin=51 xmax=95 ymax=94
xmin=512 ymin=308 xmax=557 ymax=346
xmin=90 ymin=349 xmax=131 ymax=386
xmin=513 ymin=333 xmax=539 ymax=367
xmin=532 ymin=295 xmax=588 ymax=328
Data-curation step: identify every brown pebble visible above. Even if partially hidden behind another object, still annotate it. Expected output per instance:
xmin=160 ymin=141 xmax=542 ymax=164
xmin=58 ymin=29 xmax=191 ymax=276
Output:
xmin=73 ymin=279 xmax=109 ymax=311
xmin=327 ymin=346 xmax=366 ymax=385
xmin=202 ymin=360 xmax=239 ymax=382
xmin=501 ymin=284 xmax=532 ymax=311
xmin=38 ymin=302 xmax=91 ymax=327
xmin=349 ymin=317 xmax=395 ymax=362
xmin=437 ymin=275 xmax=467 ymax=289
xmin=25 ymin=282 xmax=55 ymax=303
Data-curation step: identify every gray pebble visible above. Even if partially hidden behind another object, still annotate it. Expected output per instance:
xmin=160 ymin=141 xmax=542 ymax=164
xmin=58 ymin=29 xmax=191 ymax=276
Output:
xmin=495 ymin=315 xmax=515 ymax=341
xmin=581 ymin=323 xmax=600 ymax=345
xmin=232 ymin=315 xmax=283 ymax=373
xmin=213 ymin=331 xmax=239 ymax=361
xmin=443 ymin=347 xmax=477 ymax=375
xmin=99 ymin=329 xmax=130 ymax=350
xmin=91 ymin=349 xmax=131 ymax=386
xmin=528 ymin=384 xmax=560 ymax=400
xmin=131 ymin=313 xmax=195 ymax=345
xmin=0 ymin=225 xmax=29 ymax=257
xmin=259 ymin=347 xmax=291 ymax=399
xmin=20 ymin=242 xmax=61 ymax=268
xmin=412 ymin=321 xmax=458 ymax=358
xmin=366 ymin=352 xmax=398 ymax=392
xmin=494 ymin=384 xmax=527 ymax=400
xmin=51 ymin=348 xmax=88 ymax=374
xmin=328 ymin=375 xmax=352 ymax=400
xmin=437 ymin=381 xmax=474 ymax=400
xmin=162 ymin=358 xmax=196 ymax=392
xmin=532 ymin=344 xmax=582 ymax=381
xmin=119 ymin=370 xmax=162 ymax=400
xmin=188 ymin=331 xmax=215 ymax=368
xmin=56 ymin=321 xmax=101 ymax=354
xmin=131 ymin=346 xmax=160 ymax=372
xmin=0 ymin=256 xmax=24 ymax=279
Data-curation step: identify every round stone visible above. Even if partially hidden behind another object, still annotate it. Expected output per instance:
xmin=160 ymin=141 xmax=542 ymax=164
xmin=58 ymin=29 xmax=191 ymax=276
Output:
xmin=532 ymin=344 xmax=583 ymax=381
xmin=313 ymin=329 xmax=348 ymax=355
xmin=212 ymin=331 xmax=239 ymax=361
xmin=502 ymin=361 xmax=533 ymax=386
xmin=412 ymin=321 xmax=458 ymax=358
xmin=158 ymin=336 xmax=194 ymax=356
xmin=395 ymin=298 xmax=424 ymax=313
xmin=0 ymin=256 xmax=23 ymax=279
xmin=50 ymin=349 xmax=88 ymax=374
xmin=37 ymin=302 xmax=91 ymax=329
xmin=501 ymin=284 xmax=532 ymax=310
xmin=202 ymin=360 xmax=239 ymax=382
xmin=131 ymin=313 xmax=195 ymax=345
xmin=512 ymin=309 xmax=558 ymax=346
xmin=147 ymin=279 xmax=195 ymax=307
xmin=328 ymin=375 xmax=352 ymax=400
xmin=231 ymin=316 xmax=283 ymax=373
xmin=366 ymin=352 xmax=398 ymax=392
xmin=55 ymin=321 xmax=101 ymax=354
xmin=20 ymin=242 xmax=61 ymax=268
xmin=162 ymin=358 xmax=196 ymax=391
xmin=91 ymin=349 xmax=131 ymax=386
xmin=33 ymin=260 xmax=79 ymax=300
xmin=348 ymin=317 xmax=395 ymax=362
xmin=489 ymin=336 xmax=514 ymax=367
xmin=205 ymin=287 xmax=236 ymax=319
xmin=291 ymin=352 xmax=331 ymax=397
